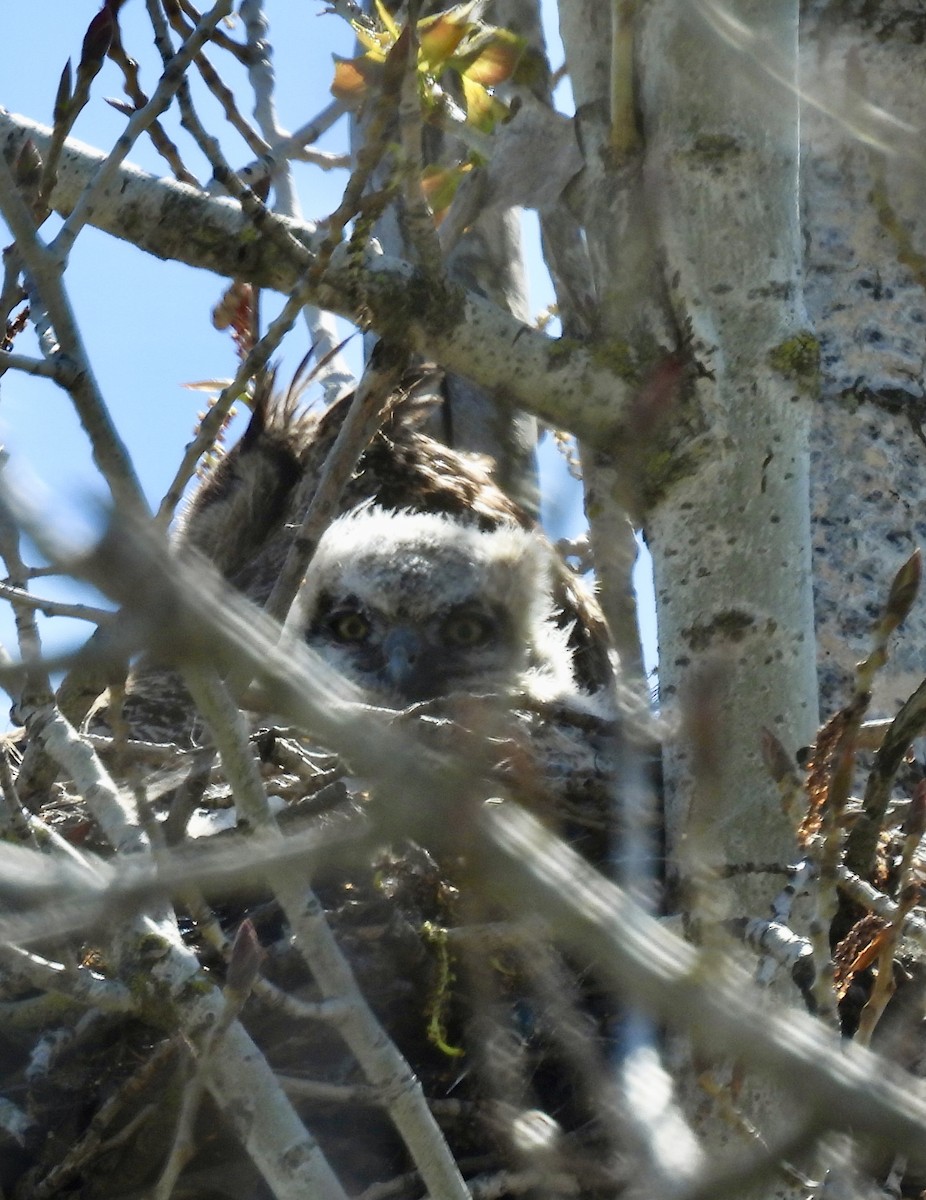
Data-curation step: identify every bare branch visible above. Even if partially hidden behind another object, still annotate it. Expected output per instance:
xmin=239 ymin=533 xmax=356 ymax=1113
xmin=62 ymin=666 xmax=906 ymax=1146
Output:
xmin=0 ymin=151 xmax=148 ymax=516
xmin=0 ymin=111 xmax=636 ymax=451
xmin=51 ymin=0 xmax=236 ymax=264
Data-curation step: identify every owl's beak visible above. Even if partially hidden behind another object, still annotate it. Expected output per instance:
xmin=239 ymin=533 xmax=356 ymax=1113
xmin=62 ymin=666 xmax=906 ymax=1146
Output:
xmin=382 ymin=627 xmax=425 ymax=692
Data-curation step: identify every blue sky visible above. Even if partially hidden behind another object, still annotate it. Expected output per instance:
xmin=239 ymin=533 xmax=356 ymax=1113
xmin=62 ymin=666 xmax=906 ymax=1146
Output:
xmin=0 ymin=1 xmax=656 ymax=694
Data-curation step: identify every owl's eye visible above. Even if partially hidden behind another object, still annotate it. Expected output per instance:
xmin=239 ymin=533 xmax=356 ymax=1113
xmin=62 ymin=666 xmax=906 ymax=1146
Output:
xmin=330 ymin=610 xmax=371 ymax=642
xmin=442 ymin=611 xmax=494 ymax=648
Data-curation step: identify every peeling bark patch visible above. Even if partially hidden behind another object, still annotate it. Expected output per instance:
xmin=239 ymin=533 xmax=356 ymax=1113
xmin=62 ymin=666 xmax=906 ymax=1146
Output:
xmin=681 ymin=608 xmax=757 ymax=650
xmin=689 ymin=134 xmax=742 ymax=160
xmin=768 ymin=331 xmax=821 ymax=391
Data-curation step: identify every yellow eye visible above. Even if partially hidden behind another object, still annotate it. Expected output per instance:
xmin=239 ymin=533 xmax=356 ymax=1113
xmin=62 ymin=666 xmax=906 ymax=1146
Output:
xmin=442 ymin=612 xmax=493 ymax=648
xmin=331 ymin=611 xmax=371 ymax=642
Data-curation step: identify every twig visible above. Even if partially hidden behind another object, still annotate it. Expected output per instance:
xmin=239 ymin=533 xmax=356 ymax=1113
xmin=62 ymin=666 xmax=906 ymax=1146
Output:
xmin=183 ymin=664 xmax=471 ymax=1200
xmin=0 ymin=503 xmax=56 ymax=728
xmin=51 ymin=0 xmax=236 ymax=264
xmin=240 ymin=0 xmax=354 ymax=399
xmin=237 ymin=101 xmax=349 ymax=187
xmin=107 ymin=17 xmax=200 ymax=185
xmin=169 ymin=0 xmax=251 ymax=61
xmin=0 ymin=581 xmax=113 ymax=625
xmin=29 ymin=1041 xmax=177 ymax=1200
xmin=309 ymin=52 xmax=406 ymax=286
xmin=190 ymin=45 xmax=273 ymax=160
xmin=155 ymin=280 xmax=318 ymax=527
xmin=856 ymin=787 xmax=926 ymax=1045
xmin=810 ymin=552 xmax=921 ymax=1022
xmin=153 ymin=921 xmax=263 ymax=1199
xmin=38 ymin=11 xmax=113 ymax=213
xmin=0 ymin=350 xmax=74 ymax=381
xmin=0 ymin=742 xmax=35 ymax=845
xmin=727 ymin=917 xmax=815 ymax=1007
xmin=845 ymin=672 xmax=926 ymax=877
xmin=252 ymin=978 xmax=353 ymax=1023
xmin=0 ymin=943 xmax=134 ymax=1014
xmin=271 ymin=343 xmax=408 ymax=624
xmin=162 ymin=47 xmax=315 ymax=271
xmin=0 ymin=154 xmax=148 ymax=516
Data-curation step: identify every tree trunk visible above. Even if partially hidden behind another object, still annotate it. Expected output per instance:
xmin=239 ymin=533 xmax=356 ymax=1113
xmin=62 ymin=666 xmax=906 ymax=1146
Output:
xmin=639 ymin=0 xmax=819 ymax=911
xmin=802 ymin=0 xmax=926 ymax=717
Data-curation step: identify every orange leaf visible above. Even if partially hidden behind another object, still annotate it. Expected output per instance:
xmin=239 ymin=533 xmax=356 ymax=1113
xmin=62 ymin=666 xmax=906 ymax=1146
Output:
xmin=420 ymin=163 xmax=471 ymax=223
xmin=330 ymin=55 xmax=383 ymax=104
xmin=457 ymin=30 xmax=524 ymax=86
xmin=418 ymin=12 xmax=470 ymax=69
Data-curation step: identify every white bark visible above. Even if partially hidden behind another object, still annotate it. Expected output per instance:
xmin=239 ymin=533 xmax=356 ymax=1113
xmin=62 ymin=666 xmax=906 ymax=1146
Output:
xmin=800 ymin=1 xmax=926 ymax=716
xmin=640 ymin=0 xmax=819 ymax=901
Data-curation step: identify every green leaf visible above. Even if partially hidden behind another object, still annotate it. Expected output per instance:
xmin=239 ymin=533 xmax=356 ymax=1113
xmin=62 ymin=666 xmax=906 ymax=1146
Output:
xmin=460 ymin=74 xmax=508 ymax=131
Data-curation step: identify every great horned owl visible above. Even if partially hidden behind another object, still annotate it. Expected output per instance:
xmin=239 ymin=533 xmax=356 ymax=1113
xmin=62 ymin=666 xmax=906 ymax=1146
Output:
xmin=296 ymin=507 xmax=577 ymax=706
xmin=106 ymin=372 xmax=619 ymax=862
xmin=174 ymin=372 xmax=616 ymax=700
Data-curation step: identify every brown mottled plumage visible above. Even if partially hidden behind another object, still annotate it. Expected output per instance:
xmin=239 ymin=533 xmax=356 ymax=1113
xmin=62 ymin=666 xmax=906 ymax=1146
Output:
xmin=177 ymin=379 xmax=615 ymax=695
xmin=109 ymin=372 xmax=619 ymax=862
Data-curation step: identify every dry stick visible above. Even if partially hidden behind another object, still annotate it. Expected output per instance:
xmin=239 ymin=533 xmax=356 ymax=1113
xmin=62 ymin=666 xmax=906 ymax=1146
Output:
xmin=183 ymin=665 xmax=472 ymax=1200
xmin=0 ymin=351 xmax=72 ymax=381
xmin=240 ymin=0 xmax=354 ymax=398
xmin=0 ymin=505 xmax=72 ymax=833
xmin=0 ymin=153 xmax=148 ymax=516
xmin=237 ymin=101 xmax=349 ymax=187
xmin=154 ymin=22 xmax=316 ymax=274
xmin=29 ymin=1040 xmax=178 ymax=1200
xmin=60 ymin=519 xmax=926 ymax=1172
xmin=836 ymin=863 xmax=926 ymax=952
xmin=0 ymin=943 xmax=133 ymax=1014
xmin=107 ymin=20 xmax=200 ymax=185
xmin=155 ymin=279 xmax=316 ymax=527
xmin=812 ymin=550 xmax=921 ymax=1023
xmin=190 ymin=46 xmax=272 ymax=160
xmin=271 ymin=345 xmax=408 ymax=624
xmin=240 ymin=0 xmax=299 ymax=214
xmin=855 ymin=787 xmax=926 ymax=1047
xmin=0 ymin=263 xmax=25 ymax=337
xmin=153 ymin=925 xmax=261 ymax=1200
xmin=51 ymin=0 xmax=235 ymax=265
xmin=310 ymin=53 xmax=406 ymax=286
xmin=169 ymin=0 xmax=251 ymax=61
xmin=0 ymin=743 xmax=34 ymax=845
xmin=17 ymin=719 xmax=349 ymax=1199
xmin=844 ymin=673 xmax=926 ymax=877
xmin=161 ymin=31 xmax=354 ymax=441
xmin=0 ymin=581 xmax=112 ymax=625
xmin=38 ymin=22 xmax=109 ymax=212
